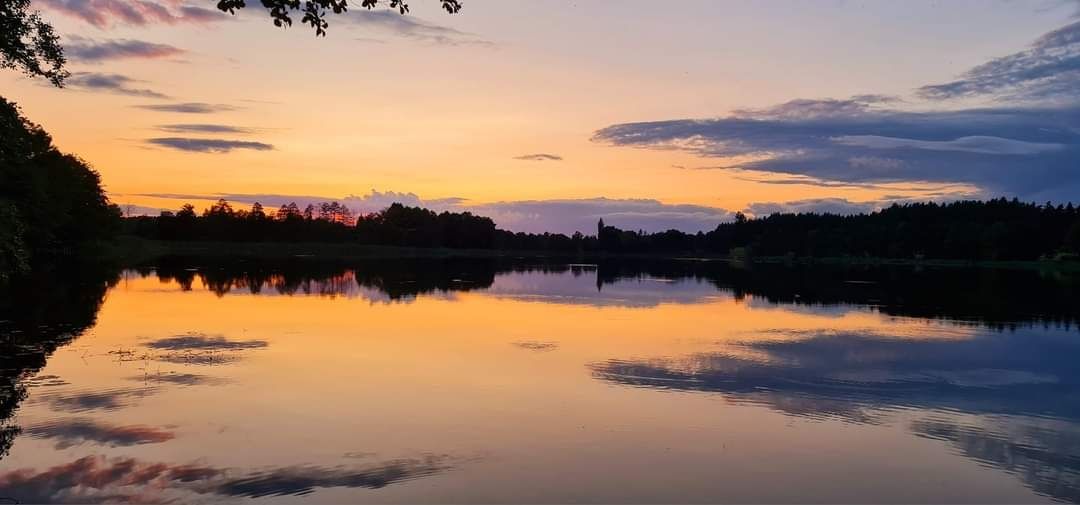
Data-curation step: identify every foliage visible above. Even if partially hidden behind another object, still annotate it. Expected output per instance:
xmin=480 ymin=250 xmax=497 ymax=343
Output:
xmin=0 ymin=97 xmax=121 ymax=278
xmin=216 ymin=0 xmax=462 ymax=36
xmin=127 ymin=197 xmax=1080 ymax=261
xmin=0 ymin=0 xmax=67 ymax=86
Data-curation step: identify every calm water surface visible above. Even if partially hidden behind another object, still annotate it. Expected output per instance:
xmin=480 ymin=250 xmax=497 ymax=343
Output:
xmin=2 ymin=259 xmax=1079 ymax=503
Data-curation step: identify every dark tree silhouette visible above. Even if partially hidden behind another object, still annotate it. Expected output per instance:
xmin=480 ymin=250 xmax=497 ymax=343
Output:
xmin=0 ymin=97 xmax=120 ymax=279
xmin=0 ymin=0 xmax=66 ymax=86
xmin=216 ymin=0 xmax=462 ymax=36
xmin=126 ymin=198 xmax=1080 ymax=263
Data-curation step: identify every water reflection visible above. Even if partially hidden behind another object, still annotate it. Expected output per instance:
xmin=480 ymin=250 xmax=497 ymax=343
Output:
xmin=0 ymin=258 xmax=1078 ymax=503
xmin=0 ymin=453 xmax=455 ymax=503
xmin=139 ymin=257 xmax=1080 ymax=326
xmin=0 ymin=267 xmax=115 ymax=459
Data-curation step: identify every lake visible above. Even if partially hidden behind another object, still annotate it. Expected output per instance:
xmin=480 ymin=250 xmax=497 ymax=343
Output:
xmin=2 ymin=258 xmax=1079 ymax=503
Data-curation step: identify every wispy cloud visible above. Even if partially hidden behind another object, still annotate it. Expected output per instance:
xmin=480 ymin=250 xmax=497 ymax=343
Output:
xmin=66 ymin=72 xmax=169 ymax=98
xmin=918 ymin=20 xmax=1080 ymax=103
xmin=136 ymin=102 xmax=238 ymax=114
xmin=513 ymin=153 xmax=563 ymax=161
xmin=65 ymin=37 xmax=185 ymax=62
xmin=746 ymin=197 xmax=900 ymax=217
xmin=156 ymin=124 xmax=255 ymax=134
xmin=145 ymin=138 xmax=273 ymax=153
xmin=593 ymin=99 xmax=1080 ymax=200
xmin=593 ymin=19 xmax=1080 ymax=202
xmin=344 ymin=10 xmax=493 ymax=46
xmin=38 ymin=0 xmax=225 ymax=28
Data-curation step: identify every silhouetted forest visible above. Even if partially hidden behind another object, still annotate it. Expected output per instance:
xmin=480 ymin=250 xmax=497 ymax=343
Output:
xmin=0 ymin=97 xmax=121 ymax=279
xmin=126 ymin=198 xmax=1080 ymax=262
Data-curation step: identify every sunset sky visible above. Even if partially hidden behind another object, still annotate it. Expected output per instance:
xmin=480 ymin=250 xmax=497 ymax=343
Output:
xmin=4 ymin=0 xmax=1079 ymax=234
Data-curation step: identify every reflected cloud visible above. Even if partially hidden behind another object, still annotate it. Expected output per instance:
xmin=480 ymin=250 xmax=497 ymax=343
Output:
xmin=912 ymin=416 xmax=1080 ymax=503
xmin=25 ymin=419 xmax=175 ymax=449
xmin=36 ymin=387 xmax=159 ymax=413
xmin=24 ymin=375 xmax=69 ymax=388
xmin=512 ymin=341 xmax=559 ymax=352
xmin=0 ymin=453 xmax=454 ymax=503
xmin=126 ymin=372 xmax=231 ymax=387
xmin=590 ymin=328 xmax=1080 ymax=501
xmin=144 ymin=333 xmax=267 ymax=351
xmin=590 ymin=329 xmax=1080 ymax=420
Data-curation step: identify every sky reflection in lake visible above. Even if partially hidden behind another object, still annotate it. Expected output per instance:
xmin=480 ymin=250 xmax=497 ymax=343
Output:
xmin=1 ymin=260 xmax=1078 ymax=503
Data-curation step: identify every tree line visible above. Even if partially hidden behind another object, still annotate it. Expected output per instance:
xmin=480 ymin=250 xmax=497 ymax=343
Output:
xmin=0 ymin=98 xmax=121 ymax=279
xmin=125 ymin=197 xmax=1080 ymax=261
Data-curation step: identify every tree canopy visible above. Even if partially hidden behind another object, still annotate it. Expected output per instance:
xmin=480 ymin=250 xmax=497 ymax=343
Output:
xmin=217 ymin=0 xmax=462 ymax=36
xmin=0 ymin=0 xmax=66 ymax=86
xmin=0 ymin=96 xmax=121 ymax=278
xmin=0 ymin=0 xmax=461 ymax=86
xmin=124 ymin=197 xmax=1080 ymax=262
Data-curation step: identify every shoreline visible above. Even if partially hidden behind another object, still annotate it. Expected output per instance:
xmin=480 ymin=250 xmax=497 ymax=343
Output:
xmin=104 ymin=236 xmax=1080 ymax=271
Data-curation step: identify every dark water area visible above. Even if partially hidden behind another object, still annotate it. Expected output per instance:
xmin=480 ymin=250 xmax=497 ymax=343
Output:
xmin=1 ymin=258 xmax=1079 ymax=503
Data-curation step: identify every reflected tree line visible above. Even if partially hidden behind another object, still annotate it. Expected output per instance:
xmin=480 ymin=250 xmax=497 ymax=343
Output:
xmin=138 ymin=257 xmax=1080 ymax=329
xmin=0 ymin=264 xmax=118 ymax=458
xmin=126 ymin=198 xmax=1080 ymax=261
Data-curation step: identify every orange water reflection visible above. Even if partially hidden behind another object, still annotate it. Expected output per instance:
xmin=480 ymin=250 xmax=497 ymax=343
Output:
xmin=2 ymin=263 xmax=1077 ymax=503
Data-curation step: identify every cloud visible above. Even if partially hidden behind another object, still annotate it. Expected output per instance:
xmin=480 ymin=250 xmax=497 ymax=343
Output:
xmin=135 ymin=189 xmax=465 ymax=217
xmin=115 ymin=203 xmax=169 ymax=216
xmin=65 ymin=37 xmax=185 ymax=62
xmin=918 ymin=20 xmax=1080 ymax=103
xmin=513 ymin=153 xmax=563 ymax=161
xmin=594 ymin=18 xmax=1080 ymax=201
xmin=38 ymin=0 xmax=225 ymax=28
xmin=745 ymin=198 xmax=886 ymax=217
xmin=344 ymin=9 xmax=493 ymax=46
xmin=134 ymin=191 xmax=732 ymax=234
xmin=25 ymin=419 xmax=175 ymax=449
xmin=472 ymin=198 xmax=732 ymax=234
xmin=0 ymin=454 xmax=454 ymax=503
xmin=144 ymin=333 xmax=268 ymax=351
xmin=593 ymin=99 xmax=1080 ymax=201
xmin=135 ymin=102 xmax=238 ymax=114
xmin=145 ymin=138 xmax=274 ymax=153
xmin=65 ymin=72 xmax=169 ymax=98
xmin=156 ymin=124 xmax=255 ymax=134
xmin=833 ymin=135 xmax=1066 ymax=155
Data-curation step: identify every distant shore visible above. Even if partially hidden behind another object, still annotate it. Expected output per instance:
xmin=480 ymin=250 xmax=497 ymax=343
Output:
xmin=105 ymin=236 xmax=1080 ymax=271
